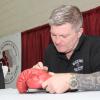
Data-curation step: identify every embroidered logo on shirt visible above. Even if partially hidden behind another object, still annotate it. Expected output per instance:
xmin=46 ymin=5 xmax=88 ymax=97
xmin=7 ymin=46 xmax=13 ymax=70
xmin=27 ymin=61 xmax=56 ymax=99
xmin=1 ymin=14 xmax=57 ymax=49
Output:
xmin=72 ymin=59 xmax=84 ymax=72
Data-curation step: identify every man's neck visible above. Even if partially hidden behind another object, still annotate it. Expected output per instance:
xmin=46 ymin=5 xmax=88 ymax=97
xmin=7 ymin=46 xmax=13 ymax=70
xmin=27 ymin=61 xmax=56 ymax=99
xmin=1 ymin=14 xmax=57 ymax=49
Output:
xmin=66 ymin=51 xmax=73 ymax=60
xmin=65 ymin=39 xmax=79 ymax=59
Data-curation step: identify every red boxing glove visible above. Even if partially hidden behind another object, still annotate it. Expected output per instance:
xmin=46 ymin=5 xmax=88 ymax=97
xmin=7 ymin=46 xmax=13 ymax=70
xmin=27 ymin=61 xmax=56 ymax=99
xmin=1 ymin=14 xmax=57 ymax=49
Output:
xmin=26 ymin=68 xmax=51 ymax=89
xmin=16 ymin=68 xmax=32 ymax=93
xmin=16 ymin=68 xmax=51 ymax=93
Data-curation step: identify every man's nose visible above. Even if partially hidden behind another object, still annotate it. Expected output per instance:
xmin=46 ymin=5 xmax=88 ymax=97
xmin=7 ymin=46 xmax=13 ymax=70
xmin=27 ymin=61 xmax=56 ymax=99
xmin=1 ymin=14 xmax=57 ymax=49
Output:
xmin=55 ymin=37 xmax=61 ymax=44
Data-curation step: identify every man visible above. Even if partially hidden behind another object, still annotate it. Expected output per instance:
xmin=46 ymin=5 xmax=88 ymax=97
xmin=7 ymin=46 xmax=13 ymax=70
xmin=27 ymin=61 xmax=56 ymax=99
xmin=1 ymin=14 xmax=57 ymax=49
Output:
xmin=33 ymin=5 xmax=100 ymax=93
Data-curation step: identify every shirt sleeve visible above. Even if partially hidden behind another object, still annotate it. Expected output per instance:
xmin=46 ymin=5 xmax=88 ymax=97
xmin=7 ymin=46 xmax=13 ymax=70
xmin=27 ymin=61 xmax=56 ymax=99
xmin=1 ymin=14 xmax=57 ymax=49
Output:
xmin=91 ymin=42 xmax=100 ymax=72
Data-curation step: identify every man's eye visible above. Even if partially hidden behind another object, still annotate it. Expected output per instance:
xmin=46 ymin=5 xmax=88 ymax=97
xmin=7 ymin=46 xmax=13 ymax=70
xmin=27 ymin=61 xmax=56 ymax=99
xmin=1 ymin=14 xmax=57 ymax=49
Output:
xmin=52 ymin=34 xmax=56 ymax=36
xmin=60 ymin=35 xmax=67 ymax=38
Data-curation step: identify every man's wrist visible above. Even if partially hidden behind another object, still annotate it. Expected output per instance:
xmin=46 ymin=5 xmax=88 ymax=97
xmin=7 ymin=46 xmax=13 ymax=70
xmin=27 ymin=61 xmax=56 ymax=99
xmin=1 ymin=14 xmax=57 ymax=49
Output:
xmin=69 ymin=73 xmax=78 ymax=90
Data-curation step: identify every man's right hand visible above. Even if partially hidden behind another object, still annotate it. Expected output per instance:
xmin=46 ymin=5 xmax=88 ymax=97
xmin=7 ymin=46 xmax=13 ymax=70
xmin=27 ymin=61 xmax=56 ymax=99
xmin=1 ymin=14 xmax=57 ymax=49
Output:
xmin=32 ymin=62 xmax=48 ymax=71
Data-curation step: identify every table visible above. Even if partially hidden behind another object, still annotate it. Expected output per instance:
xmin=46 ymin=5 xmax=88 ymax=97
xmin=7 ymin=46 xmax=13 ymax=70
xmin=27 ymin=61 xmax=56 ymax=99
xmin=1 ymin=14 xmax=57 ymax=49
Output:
xmin=0 ymin=88 xmax=100 ymax=100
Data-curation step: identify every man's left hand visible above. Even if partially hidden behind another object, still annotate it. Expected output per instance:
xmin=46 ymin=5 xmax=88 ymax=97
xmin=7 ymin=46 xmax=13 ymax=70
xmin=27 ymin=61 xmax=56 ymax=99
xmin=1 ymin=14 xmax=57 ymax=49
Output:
xmin=42 ymin=73 xmax=73 ymax=93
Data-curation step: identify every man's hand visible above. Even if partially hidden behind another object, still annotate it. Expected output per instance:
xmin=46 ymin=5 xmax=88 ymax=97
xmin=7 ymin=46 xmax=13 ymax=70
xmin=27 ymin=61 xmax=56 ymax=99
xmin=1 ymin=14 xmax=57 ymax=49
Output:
xmin=42 ymin=73 xmax=74 ymax=93
xmin=32 ymin=62 xmax=48 ymax=71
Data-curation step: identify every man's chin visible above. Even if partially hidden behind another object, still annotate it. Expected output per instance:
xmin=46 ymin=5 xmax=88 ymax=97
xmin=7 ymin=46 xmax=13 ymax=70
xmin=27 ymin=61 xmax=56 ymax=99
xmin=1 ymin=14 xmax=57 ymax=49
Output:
xmin=57 ymin=49 xmax=65 ymax=53
xmin=57 ymin=49 xmax=72 ymax=54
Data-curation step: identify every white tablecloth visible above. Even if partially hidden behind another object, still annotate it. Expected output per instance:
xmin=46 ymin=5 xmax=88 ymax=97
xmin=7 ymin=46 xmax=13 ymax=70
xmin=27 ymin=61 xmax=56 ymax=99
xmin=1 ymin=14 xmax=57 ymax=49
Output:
xmin=0 ymin=88 xmax=100 ymax=100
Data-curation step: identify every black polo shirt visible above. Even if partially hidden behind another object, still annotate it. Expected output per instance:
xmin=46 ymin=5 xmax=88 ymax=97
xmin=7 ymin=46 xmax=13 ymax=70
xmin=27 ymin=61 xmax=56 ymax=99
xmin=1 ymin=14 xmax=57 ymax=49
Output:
xmin=43 ymin=34 xmax=100 ymax=74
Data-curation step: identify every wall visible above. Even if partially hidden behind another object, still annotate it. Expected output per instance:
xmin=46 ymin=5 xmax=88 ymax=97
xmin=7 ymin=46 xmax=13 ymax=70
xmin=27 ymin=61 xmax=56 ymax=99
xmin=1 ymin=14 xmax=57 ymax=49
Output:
xmin=0 ymin=33 xmax=21 ymax=88
xmin=0 ymin=0 xmax=100 ymax=37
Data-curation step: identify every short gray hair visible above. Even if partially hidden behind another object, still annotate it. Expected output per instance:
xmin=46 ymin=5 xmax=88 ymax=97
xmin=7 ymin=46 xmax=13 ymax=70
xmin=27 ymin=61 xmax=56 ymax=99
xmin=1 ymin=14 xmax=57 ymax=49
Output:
xmin=49 ymin=5 xmax=83 ymax=31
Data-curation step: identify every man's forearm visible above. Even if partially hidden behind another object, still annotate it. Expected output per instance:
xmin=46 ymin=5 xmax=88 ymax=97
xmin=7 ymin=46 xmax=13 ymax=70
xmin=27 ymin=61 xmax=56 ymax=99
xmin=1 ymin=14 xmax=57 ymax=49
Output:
xmin=75 ymin=72 xmax=100 ymax=91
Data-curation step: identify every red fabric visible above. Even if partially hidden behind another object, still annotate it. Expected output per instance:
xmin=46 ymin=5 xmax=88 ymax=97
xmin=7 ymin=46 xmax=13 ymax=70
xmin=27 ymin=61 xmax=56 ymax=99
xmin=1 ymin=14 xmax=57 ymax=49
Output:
xmin=21 ymin=6 xmax=100 ymax=71
xmin=82 ymin=6 xmax=100 ymax=36
xmin=21 ymin=24 xmax=51 ymax=71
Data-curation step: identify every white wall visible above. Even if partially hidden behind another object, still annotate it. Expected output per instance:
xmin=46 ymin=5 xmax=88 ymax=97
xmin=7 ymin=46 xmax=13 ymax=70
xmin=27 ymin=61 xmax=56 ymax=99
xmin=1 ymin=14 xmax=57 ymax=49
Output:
xmin=0 ymin=33 xmax=21 ymax=88
xmin=0 ymin=0 xmax=100 ymax=37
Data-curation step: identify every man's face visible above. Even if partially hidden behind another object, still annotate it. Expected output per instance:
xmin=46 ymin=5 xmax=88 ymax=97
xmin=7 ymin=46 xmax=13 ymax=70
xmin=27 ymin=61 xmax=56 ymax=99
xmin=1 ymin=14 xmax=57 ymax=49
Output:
xmin=50 ymin=23 xmax=82 ymax=54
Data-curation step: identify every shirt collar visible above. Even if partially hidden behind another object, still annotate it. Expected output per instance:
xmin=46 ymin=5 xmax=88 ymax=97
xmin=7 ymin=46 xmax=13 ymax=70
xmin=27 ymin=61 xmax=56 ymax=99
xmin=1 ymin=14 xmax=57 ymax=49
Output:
xmin=74 ymin=34 xmax=85 ymax=51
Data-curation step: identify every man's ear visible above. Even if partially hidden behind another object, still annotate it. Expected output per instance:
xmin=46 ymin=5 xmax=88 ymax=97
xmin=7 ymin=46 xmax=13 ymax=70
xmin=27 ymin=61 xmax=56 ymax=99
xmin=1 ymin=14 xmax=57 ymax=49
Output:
xmin=78 ymin=27 xmax=83 ymax=38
